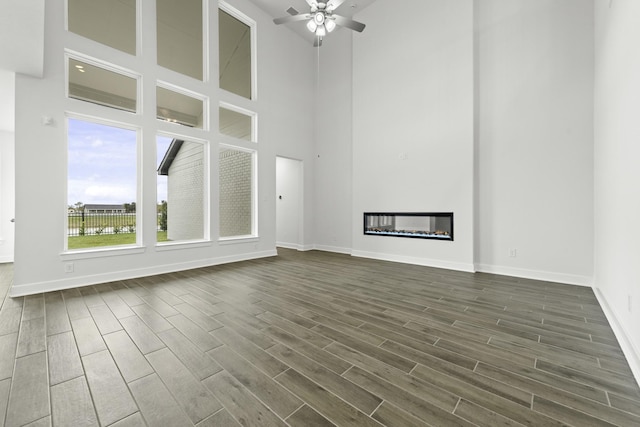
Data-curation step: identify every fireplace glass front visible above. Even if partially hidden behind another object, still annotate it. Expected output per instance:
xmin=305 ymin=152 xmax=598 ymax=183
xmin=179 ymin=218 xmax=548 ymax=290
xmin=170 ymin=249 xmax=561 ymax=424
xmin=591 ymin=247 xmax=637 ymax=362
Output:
xmin=364 ymin=212 xmax=453 ymax=241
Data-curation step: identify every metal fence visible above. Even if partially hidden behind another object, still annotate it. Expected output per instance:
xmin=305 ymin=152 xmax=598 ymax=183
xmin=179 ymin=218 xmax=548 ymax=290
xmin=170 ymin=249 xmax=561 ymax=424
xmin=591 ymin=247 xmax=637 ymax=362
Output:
xmin=67 ymin=212 xmax=137 ymax=237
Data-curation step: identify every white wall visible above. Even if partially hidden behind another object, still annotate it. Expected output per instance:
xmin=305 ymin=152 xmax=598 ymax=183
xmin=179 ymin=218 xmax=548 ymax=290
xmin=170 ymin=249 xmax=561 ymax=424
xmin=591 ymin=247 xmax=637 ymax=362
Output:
xmin=0 ymin=131 xmax=15 ymax=263
xmin=0 ymin=70 xmax=15 ymax=131
xmin=351 ymin=0 xmax=475 ymax=271
xmin=594 ymin=0 xmax=640 ymax=385
xmin=11 ymin=0 xmax=316 ymax=295
xmin=475 ymin=0 xmax=594 ymax=286
xmin=314 ymin=30 xmax=353 ymax=254
xmin=264 ymin=11 xmax=317 ymax=252
xmin=0 ymin=71 xmax=15 ymax=263
xmin=0 ymin=0 xmax=45 ymax=77
xmin=276 ymin=156 xmax=302 ymax=249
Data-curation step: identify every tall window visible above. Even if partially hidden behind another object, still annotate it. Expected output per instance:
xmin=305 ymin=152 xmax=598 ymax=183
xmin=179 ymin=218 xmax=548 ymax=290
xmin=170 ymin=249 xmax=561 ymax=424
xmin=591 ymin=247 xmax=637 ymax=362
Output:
xmin=67 ymin=118 xmax=138 ymax=250
xmin=65 ymin=2 xmax=258 ymax=251
xmin=157 ymin=136 xmax=207 ymax=243
xmin=219 ymin=147 xmax=254 ymax=238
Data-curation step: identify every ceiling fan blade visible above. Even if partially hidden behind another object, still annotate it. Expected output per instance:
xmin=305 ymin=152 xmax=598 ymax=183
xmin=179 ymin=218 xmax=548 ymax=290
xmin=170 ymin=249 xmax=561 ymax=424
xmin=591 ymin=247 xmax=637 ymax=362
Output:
xmin=326 ymin=0 xmax=346 ymax=12
xmin=273 ymin=13 xmax=311 ymax=25
xmin=304 ymin=0 xmax=318 ymax=7
xmin=313 ymin=37 xmax=323 ymax=48
xmin=332 ymin=14 xmax=366 ymax=32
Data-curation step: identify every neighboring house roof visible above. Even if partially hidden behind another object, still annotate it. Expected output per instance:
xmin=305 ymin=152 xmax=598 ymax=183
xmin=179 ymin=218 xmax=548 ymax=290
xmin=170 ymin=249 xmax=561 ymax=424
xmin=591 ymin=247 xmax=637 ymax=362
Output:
xmin=84 ymin=204 xmax=125 ymax=211
xmin=157 ymin=139 xmax=184 ymax=176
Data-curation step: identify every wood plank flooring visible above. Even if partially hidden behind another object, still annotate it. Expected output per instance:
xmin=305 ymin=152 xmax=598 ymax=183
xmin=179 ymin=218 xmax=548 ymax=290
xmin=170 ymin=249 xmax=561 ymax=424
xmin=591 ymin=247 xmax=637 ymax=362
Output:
xmin=1 ymin=249 xmax=639 ymax=426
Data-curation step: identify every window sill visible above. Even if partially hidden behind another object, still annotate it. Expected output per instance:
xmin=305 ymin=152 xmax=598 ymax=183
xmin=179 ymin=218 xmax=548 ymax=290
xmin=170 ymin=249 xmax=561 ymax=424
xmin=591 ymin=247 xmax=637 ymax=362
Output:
xmin=61 ymin=245 xmax=146 ymax=260
xmin=155 ymin=240 xmax=213 ymax=251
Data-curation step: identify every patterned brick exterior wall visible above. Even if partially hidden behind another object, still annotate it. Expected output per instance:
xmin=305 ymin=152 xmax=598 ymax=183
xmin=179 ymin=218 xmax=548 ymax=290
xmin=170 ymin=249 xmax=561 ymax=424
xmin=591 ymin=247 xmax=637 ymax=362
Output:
xmin=167 ymin=141 xmax=204 ymax=241
xmin=219 ymin=149 xmax=252 ymax=237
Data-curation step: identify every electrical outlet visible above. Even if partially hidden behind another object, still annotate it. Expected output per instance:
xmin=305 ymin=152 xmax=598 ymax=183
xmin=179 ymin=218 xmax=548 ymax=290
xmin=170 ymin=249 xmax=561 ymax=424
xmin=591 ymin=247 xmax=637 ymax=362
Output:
xmin=64 ymin=263 xmax=74 ymax=273
xmin=508 ymin=248 xmax=517 ymax=258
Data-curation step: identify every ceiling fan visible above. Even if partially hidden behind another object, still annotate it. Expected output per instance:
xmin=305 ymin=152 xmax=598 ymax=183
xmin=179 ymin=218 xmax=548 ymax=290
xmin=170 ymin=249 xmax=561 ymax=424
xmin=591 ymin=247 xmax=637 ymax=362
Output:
xmin=273 ymin=0 xmax=366 ymax=47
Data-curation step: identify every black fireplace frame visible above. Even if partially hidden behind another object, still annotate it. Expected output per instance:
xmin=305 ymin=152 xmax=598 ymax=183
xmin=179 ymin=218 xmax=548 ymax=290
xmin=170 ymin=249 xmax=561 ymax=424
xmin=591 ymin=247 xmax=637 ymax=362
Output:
xmin=363 ymin=212 xmax=454 ymax=241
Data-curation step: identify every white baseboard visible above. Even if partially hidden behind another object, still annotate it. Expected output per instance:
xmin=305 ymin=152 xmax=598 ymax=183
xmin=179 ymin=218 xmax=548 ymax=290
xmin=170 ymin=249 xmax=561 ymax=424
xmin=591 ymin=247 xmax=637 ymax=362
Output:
xmin=593 ymin=288 xmax=640 ymax=388
xmin=276 ymin=242 xmax=345 ymax=253
xmin=9 ymin=249 xmax=277 ymax=297
xmin=313 ymin=244 xmax=352 ymax=255
xmin=474 ymin=263 xmax=593 ymax=287
xmin=352 ymin=250 xmax=475 ymax=273
xmin=276 ymin=241 xmax=303 ymax=251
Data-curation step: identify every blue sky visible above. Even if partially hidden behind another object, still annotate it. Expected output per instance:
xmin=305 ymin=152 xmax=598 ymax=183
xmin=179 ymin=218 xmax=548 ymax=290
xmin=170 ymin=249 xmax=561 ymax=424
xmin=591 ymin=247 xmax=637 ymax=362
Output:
xmin=67 ymin=119 xmax=171 ymax=206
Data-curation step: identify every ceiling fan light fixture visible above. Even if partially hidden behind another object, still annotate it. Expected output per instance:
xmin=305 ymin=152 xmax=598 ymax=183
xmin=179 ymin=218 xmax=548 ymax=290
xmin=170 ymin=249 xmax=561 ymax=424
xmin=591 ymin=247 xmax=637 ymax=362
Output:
xmin=315 ymin=24 xmax=327 ymax=37
xmin=325 ymin=19 xmax=336 ymax=32
xmin=306 ymin=19 xmax=318 ymax=32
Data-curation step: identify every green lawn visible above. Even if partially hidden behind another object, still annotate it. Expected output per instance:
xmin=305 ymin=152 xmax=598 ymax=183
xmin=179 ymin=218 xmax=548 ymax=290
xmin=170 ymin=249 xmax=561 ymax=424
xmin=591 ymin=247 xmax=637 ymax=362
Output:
xmin=68 ymin=231 xmax=168 ymax=250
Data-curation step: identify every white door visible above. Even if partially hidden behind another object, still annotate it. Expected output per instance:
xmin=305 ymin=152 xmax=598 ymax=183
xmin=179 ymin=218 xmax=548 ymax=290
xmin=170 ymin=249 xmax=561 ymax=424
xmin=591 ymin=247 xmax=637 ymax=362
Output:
xmin=0 ymin=132 xmax=15 ymax=263
xmin=276 ymin=156 xmax=303 ymax=250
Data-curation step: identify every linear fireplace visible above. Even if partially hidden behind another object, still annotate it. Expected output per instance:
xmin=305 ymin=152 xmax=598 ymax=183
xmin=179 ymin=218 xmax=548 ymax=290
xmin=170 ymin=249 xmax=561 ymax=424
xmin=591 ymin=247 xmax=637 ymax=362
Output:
xmin=364 ymin=212 xmax=454 ymax=241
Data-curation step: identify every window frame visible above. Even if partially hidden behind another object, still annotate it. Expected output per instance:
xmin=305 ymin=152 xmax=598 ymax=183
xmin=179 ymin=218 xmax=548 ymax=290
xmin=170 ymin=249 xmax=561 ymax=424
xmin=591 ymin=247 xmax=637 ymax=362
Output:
xmin=218 ymin=1 xmax=258 ymax=101
xmin=65 ymin=0 xmax=139 ymax=56
xmin=156 ymin=131 xmax=211 ymax=247
xmin=65 ymin=51 xmax=142 ymax=115
xmin=156 ymin=81 xmax=209 ymax=130
xmin=218 ymin=143 xmax=257 ymax=241
xmin=156 ymin=0 xmax=207 ymax=81
xmin=219 ymin=102 xmax=257 ymax=143
xmin=63 ymin=113 xmax=143 ymax=255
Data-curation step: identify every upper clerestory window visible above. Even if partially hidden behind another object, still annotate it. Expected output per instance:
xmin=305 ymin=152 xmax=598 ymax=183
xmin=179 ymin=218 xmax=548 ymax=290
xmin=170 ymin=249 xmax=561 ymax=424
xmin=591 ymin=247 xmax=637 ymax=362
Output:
xmin=68 ymin=0 xmax=137 ymax=55
xmin=67 ymin=57 xmax=138 ymax=114
xmin=219 ymin=7 xmax=253 ymax=99
xmin=157 ymin=0 xmax=204 ymax=81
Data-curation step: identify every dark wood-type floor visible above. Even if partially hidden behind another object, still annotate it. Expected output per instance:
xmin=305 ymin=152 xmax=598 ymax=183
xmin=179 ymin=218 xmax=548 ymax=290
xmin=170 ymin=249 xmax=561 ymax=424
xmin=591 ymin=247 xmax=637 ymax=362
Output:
xmin=1 ymin=249 xmax=639 ymax=426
